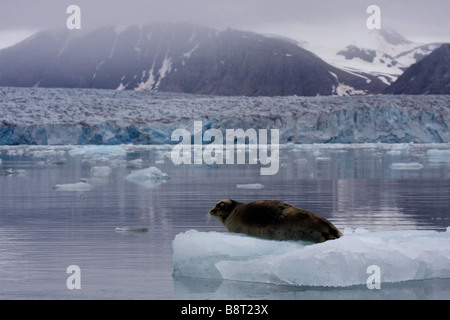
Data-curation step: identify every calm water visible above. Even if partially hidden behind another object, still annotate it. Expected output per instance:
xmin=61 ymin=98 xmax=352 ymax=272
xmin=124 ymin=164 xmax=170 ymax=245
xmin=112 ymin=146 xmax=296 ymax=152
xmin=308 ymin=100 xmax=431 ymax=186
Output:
xmin=0 ymin=143 xmax=449 ymax=299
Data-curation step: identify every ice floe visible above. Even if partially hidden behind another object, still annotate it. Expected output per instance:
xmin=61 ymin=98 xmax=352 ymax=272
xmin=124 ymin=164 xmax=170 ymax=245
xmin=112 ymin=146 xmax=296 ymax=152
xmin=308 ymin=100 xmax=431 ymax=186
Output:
xmin=173 ymin=228 xmax=450 ymax=287
xmin=125 ymin=166 xmax=170 ymax=188
xmin=0 ymin=168 xmax=26 ymax=176
xmin=90 ymin=166 xmax=113 ymax=177
xmin=115 ymin=226 xmax=149 ymax=233
xmin=68 ymin=146 xmax=127 ymax=158
xmin=52 ymin=182 xmax=94 ymax=192
xmin=426 ymin=149 xmax=450 ymax=163
xmin=389 ymin=162 xmax=424 ymax=170
xmin=236 ymin=183 xmax=264 ymax=189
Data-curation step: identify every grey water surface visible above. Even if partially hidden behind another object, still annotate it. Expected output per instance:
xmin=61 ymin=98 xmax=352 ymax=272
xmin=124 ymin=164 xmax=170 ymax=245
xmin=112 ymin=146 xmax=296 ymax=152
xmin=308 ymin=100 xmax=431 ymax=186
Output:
xmin=0 ymin=144 xmax=449 ymax=299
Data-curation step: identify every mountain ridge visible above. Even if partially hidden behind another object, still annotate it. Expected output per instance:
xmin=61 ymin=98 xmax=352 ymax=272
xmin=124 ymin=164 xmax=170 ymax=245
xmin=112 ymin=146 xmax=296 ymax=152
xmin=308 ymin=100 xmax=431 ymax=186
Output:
xmin=0 ymin=24 xmax=447 ymax=96
xmin=384 ymin=43 xmax=450 ymax=94
xmin=0 ymin=23 xmax=386 ymax=96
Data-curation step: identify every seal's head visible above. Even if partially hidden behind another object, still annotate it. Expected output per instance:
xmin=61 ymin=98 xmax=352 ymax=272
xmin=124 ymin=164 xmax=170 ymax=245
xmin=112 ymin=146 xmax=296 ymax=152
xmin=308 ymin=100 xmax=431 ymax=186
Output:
xmin=207 ymin=199 xmax=239 ymax=224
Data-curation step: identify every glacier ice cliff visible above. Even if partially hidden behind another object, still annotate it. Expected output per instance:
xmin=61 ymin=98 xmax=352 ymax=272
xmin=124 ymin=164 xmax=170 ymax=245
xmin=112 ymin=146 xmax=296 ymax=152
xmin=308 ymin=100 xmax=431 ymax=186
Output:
xmin=0 ymin=88 xmax=449 ymax=145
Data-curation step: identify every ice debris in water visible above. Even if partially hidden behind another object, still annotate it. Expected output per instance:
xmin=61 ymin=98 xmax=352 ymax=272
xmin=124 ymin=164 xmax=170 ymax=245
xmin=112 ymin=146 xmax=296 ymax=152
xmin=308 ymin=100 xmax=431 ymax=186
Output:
xmin=90 ymin=166 xmax=113 ymax=177
xmin=236 ymin=183 xmax=264 ymax=189
xmin=68 ymin=146 xmax=127 ymax=158
xmin=53 ymin=182 xmax=94 ymax=192
xmin=0 ymin=168 xmax=25 ymax=176
xmin=125 ymin=166 xmax=170 ymax=188
xmin=115 ymin=226 xmax=149 ymax=233
xmin=426 ymin=149 xmax=450 ymax=163
xmin=127 ymin=158 xmax=144 ymax=168
xmin=389 ymin=162 xmax=424 ymax=170
xmin=80 ymin=165 xmax=112 ymax=186
xmin=54 ymin=165 xmax=113 ymax=191
xmin=172 ymin=229 xmax=450 ymax=287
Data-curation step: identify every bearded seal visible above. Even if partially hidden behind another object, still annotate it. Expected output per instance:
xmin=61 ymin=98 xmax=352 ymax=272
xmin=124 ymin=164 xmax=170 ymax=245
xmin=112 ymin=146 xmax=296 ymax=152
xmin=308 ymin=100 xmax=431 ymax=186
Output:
xmin=208 ymin=199 xmax=342 ymax=243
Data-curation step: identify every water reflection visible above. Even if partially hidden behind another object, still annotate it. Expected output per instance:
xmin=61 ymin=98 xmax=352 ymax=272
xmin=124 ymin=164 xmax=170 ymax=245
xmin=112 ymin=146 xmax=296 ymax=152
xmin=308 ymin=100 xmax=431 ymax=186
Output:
xmin=173 ymin=276 xmax=450 ymax=300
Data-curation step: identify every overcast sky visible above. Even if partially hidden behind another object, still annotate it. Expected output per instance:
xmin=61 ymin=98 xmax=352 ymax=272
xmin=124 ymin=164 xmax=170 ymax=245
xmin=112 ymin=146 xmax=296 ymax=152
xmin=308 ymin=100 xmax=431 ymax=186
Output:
xmin=0 ymin=0 xmax=449 ymax=49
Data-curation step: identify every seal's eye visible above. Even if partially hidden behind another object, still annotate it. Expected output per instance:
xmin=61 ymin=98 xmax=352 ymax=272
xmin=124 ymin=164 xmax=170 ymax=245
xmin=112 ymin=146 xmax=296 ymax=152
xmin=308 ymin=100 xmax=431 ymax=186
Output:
xmin=219 ymin=202 xmax=225 ymax=208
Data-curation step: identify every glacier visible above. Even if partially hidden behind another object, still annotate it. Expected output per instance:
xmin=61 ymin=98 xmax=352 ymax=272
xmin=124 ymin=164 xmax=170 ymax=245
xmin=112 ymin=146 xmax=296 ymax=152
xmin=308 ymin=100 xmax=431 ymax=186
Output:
xmin=172 ymin=228 xmax=450 ymax=287
xmin=0 ymin=88 xmax=449 ymax=145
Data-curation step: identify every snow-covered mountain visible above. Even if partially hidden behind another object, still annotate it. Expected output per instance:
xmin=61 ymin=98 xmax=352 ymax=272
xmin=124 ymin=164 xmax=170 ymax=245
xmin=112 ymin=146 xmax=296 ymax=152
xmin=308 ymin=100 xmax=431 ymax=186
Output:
xmin=0 ymin=23 xmax=386 ymax=96
xmin=385 ymin=43 xmax=450 ymax=94
xmin=307 ymin=29 xmax=443 ymax=86
xmin=394 ymin=43 xmax=444 ymax=67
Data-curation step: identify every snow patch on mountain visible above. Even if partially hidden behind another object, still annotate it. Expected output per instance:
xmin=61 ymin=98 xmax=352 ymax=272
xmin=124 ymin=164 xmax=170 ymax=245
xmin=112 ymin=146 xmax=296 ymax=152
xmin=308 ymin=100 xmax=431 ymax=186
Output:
xmin=329 ymin=72 xmax=366 ymax=96
xmin=183 ymin=43 xmax=199 ymax=59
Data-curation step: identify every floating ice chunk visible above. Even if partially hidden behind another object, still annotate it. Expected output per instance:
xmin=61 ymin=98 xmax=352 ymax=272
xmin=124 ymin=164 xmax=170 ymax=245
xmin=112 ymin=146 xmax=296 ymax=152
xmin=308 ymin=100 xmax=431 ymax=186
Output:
xmin=90 ymin=166 xmax=112 ymax=177
xmin=390 ymin=144 xmax=411 ymax=151
xmin=426 ymin=149 xmax=450 ymax=163
xmin=315 ymin=157 xmax=331 ymax=161
xmin=294 ymin=158 xmax=308 ymax=164
xmin=386 ymin=145 xmax=410 ymax=155
xmin=53 ymin=182 xmax=94 ymax=192
xmin=105 ymin=159 xmax=127 ymax=168
xmin=115 ymin=226 xmax=149 ymax=233
xmin=389 ymin=162 xmax=424 ymax=170
xmin=127 ymin=159 xmax=144 ymax=168
xmin=236 ymin=183 xmax=264 ymax=189
xmin=6 ymin=149 xmax=24 ymax=156
xmin=172 ymin=229 xmax=450 ymax=287
xmin=0 ymin=168 xmax=12 ymax=176
xmin=125 ymin=166 xmax=170 ymax=188
xmin=0 ymin=168 xmax=26 ymax=176
xmin=80 ymin=177 xmax=109 ymax=186
xmin=31 ymin=149 xmax=66 ymax=158
xmin=68 ymin=146 xmax=126 ymax=158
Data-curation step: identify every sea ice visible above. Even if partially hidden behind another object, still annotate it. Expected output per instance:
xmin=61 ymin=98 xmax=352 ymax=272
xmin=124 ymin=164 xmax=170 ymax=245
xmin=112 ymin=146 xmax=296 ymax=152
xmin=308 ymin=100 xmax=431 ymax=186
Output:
xmin=52 ymin=182 xmax=94 ymax=192
xmin=389 ymin=162 xmax=424 ymax=170
xmin=1 ymin=168 xmax=15 ymax=176
xmin=127 ymin=158 xmax=144 ymax=168
xmin=236 ymin=183 xmax=264 ymax=189
xmin=68 ymin=146 xmax=127 ymax=158
xmin=172 ymin=229 xmax=450 ymax=287
xmin=115 ymin=226 xmax=149 ymax=233
xmin=426 ymin=149 xmax=450 ymax=163
xmin=125 ymin=166 xmax=170 ymax=188
xmin=90 ymin=166 xmax=113 ymax=177
xmin=30 ymin=149 xmax=66 ymax=158
xmin=0 ymin=168 xmax=26 ymax=176
xmin=59 ymin=166 xmax=113 ymax=189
